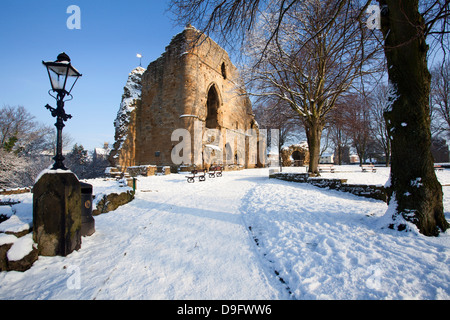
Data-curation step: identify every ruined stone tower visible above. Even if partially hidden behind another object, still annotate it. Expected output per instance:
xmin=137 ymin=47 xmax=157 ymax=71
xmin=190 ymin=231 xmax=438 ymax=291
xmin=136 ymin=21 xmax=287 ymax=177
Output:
xmin=110 ymin=26 xmax=264 ymax=171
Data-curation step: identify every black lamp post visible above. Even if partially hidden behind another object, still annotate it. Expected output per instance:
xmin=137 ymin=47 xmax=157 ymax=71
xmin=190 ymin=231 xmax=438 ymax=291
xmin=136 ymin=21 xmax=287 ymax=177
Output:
xmin=43 ymin=52 xmax=82 ymax=170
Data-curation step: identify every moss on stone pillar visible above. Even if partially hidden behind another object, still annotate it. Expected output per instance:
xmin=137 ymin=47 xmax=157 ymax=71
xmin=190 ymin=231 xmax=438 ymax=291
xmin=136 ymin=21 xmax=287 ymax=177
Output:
xmin=33 ymin=171 xmax=82 ymax=256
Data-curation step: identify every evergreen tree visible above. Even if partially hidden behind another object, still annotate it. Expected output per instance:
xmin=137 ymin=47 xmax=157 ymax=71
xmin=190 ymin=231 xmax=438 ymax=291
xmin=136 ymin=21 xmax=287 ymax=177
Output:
xmin=66 ymin=144 xmax=89 ymax=178
xmin=3 ymin=136 xmax=18 ymax=152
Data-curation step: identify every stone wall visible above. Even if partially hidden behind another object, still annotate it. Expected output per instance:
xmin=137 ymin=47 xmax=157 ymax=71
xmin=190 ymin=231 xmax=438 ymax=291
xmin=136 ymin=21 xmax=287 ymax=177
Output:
xmin=111 ymin=25 xmax=264 ymax=171
xmin=1 ymin=215 xmax=36 ymax=272
xmin=109 ymin=67 xmax=145 ymax=169
xmin=0 ymin=188 xmax=31 ymax=196
xmin=0 ymin=236 xmax=38 ymax=272
xmin=281 ymin=144 xmax=309 ymax=167
xmin=92 ymin=190 xmax=135 ymax=216
xmin=136 ymin=30 xmax=189 ymax=167
xmin=126 ymin=165 xmax=157 ymax=177
xmin=271 ymin=172 xmax=387 ymax=202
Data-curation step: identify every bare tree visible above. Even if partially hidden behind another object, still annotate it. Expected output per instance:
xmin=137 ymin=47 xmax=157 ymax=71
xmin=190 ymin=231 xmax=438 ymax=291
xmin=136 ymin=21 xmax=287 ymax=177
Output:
xmin=379 ymin=0 xmax=450 ymax=235
xmin=0 ymin=105 xmax=55 ymax=155
xmin=0 ymin=149 xmax=29 ymax=188
xmin=430 ymin=60 xmax=450 ymax=136
xmin=238 ymin=0 xmax=381 ymax=174
xmin=0 ymin=105 xmax=58 ymax=188
xmin=369 ymin=83 xmax=391 ymax=166
xmin=327 ymin=104 xmax=351 ymax=165
xmin=168 ymin=0 xmax=450 ymax=235
xmin=1 ymin=105 xmax=34 ymax=149
xmin=329 ymin=89 xmax=387 ymax=165
xmin=338 ymin=93 xmax=374 ymax=165
xmin=254 ymin=97 xmax=302 ymax=170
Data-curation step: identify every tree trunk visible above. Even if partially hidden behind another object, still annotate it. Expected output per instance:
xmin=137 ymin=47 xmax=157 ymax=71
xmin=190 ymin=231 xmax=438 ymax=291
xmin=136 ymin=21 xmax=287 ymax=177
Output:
xmin=384 ymin=139 xmax=390 ymax=167
xmin=380 ymin=0 xmax=449 ymax=236
xmin=305 ymin=119 xmax=323 ymax=175
xmin=337 ymin=143 xmax=342 ymax=165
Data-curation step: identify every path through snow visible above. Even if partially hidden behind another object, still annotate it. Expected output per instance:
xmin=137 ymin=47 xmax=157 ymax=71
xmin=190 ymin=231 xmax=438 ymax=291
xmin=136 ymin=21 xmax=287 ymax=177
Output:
xmin=0 ymin=168 xmax=449 ymax=300
xmin=0 ymin=169 xmax=288 ymax=299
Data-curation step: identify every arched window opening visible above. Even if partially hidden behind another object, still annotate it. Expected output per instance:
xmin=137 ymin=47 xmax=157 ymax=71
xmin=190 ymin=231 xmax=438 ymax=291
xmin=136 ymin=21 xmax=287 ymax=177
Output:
xmin=292 ymin=150 xmax=305 ymax=167
xmin=206 ymin=85 xmax=220 ymax=129
xmin=292 ymin=151 xmax=302 ymax=161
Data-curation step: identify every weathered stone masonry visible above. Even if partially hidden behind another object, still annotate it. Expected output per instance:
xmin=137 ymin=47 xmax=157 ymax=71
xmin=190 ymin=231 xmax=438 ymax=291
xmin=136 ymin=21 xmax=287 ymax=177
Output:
xmin=271 ymin=172 xmax=387 ymax=202
xmin=110 ymin=26 xmax=264 ymax=171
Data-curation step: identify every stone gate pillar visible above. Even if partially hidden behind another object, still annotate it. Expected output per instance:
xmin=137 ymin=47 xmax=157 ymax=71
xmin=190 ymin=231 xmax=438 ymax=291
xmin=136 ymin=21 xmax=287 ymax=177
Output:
xmin=33 ymin=172 xmax=82 ymax=256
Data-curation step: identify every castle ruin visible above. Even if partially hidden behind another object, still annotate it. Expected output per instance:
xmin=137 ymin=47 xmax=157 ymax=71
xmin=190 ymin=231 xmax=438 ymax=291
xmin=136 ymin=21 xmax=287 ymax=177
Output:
xmin=110 ymin=26 xmax=265 ymax=172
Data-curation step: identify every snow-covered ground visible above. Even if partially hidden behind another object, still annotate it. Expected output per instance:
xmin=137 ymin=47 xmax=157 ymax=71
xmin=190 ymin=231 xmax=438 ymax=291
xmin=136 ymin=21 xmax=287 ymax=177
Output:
xmin=0 ymin=166 xmax=449 ymax=300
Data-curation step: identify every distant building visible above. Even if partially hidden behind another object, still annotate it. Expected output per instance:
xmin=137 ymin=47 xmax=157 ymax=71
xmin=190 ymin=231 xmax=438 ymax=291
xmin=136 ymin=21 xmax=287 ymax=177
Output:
xmin=93 ymin=143 xmax=111 ymax=162
xmin=320 ymin=153 xmax=334 ymax=164
xmin=349 ymin=154 xmax=360 ymax=164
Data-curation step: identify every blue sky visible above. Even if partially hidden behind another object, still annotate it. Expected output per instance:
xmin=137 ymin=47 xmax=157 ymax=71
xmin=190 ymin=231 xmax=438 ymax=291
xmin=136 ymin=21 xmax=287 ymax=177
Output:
xmin=0 ymin=0 xmax=184 ymax=151
xmin=1 ymin=2 xmax=447 ymax=152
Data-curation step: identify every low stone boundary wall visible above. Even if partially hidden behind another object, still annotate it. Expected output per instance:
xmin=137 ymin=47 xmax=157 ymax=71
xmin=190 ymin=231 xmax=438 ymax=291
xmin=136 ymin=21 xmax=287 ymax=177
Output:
xmin=92 ymin=190 xmax=135 ymax=216
xmin=1 ymin=186 xmax=136 ymax=273
xmin=338 ymin=183 xmax=387 ymax=202
xmin=126 ymin=165 xmax=157 ymax=177
xmin=1 ymin=222 xmax=36 ymax=272
xmin=271 ymin=172 xmax=387 ymax=202
xmin=107 ymin=165 xmax=172 ymax=178
xmin=0 ymin=188 xmax=31 ymax=196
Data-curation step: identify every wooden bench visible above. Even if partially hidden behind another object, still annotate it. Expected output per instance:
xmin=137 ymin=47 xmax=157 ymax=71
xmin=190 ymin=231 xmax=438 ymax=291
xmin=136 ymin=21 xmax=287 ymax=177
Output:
xmin=187 ymin=169 xmax=206 ymax=183
xmin=318 ymin=165 xmax=335 ymax=173
xmin=209 ymin=165 xmax=223 ymax=178
xmin=361 ymin=164 xmax=377 ymax=173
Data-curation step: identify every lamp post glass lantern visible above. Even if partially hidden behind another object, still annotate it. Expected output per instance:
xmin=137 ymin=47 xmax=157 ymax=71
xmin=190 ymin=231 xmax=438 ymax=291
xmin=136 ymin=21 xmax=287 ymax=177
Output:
xmin=43 ymin=52 xmax=82 ymax=170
